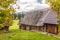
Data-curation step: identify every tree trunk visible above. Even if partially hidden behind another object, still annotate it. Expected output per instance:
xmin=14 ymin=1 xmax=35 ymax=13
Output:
xmin=4 ymin=26 xmax=9 ymax=32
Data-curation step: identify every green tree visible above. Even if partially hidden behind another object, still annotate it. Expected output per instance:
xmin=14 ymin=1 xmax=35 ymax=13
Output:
xmin=14 ymin=13 xmax=25 ymax=20
xmin=14 ymin=13 xmax=17 ymax=19
xmin=0 ymin=0 xmax=16 ymax=32
xmin=17 ymin=13 xmax=25 ymax=19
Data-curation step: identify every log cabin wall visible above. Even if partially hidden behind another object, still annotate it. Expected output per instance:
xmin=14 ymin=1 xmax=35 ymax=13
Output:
xmin=30 ymin=26 xmax=44 ymax=32
xmin=20 ymin=24 xmax=58 ymax=34
xmin=46 ymin=24 xmax=58 ymax=34
xmin=39 ymin=26 xmax=44 ymax=32
xmin=26 ymin=25 xmax=31 ymax=30
xmin=20 ymin=24 xmax=26 ymax=30
xmin=20 ymin=25 xmax=46 ymax=32
xmin=36 ymin=26 xmax=40 ymax=31
xmin=43 ymin=24 xmax=47 ymax=32
xmin=30 ymin=26 xmax=36 ymax=31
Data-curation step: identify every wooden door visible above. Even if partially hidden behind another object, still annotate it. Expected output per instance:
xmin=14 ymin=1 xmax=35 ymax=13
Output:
xmin=47 ymin=25 xmax=58 ymax=34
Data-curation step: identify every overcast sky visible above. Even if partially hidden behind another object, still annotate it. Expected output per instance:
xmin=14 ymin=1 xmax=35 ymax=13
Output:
xmin=12 ymin=0 xmax=49 ymax=13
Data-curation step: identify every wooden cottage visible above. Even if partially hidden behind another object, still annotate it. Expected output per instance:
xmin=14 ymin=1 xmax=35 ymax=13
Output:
xmin=19 ymin=8 xmax=58 ymax=34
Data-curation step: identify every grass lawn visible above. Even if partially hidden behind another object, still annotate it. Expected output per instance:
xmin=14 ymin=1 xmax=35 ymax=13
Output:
xmin=0 ymin=20 xmax=60 ymax=40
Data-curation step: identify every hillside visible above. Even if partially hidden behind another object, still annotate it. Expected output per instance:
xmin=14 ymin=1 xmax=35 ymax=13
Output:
xmin=0 ymin=20 xmax=60 ymax=40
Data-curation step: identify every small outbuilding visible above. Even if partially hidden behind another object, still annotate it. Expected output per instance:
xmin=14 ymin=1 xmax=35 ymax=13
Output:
xmin=19 ymin=8 xmax=58 ymax=34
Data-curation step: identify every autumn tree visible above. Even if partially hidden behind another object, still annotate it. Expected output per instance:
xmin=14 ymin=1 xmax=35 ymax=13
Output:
xmin=47 ymin=0 xmax=60 ymax=20
xmin=0 ymin=0 xmax=16 ymax=32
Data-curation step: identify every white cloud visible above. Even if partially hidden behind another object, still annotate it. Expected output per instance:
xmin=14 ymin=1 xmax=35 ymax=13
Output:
xmin=12 ymin=0 xmax=49 ymax=13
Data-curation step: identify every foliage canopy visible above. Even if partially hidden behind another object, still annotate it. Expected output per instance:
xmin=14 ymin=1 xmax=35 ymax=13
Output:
xmin=0 ymin=0 xmax=16 ymax=28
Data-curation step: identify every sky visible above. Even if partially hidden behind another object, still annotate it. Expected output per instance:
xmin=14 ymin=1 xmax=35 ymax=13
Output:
xmin=12 ymin=0 xmax=49 ymax=13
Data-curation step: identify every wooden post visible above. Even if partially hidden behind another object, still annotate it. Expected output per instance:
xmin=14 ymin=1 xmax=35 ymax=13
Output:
xmin=56 ymin=26 xmax=58 ymax=34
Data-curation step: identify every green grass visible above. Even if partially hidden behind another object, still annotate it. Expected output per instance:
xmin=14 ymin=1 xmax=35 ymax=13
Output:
xmin=0 ymin=20 xmax=60 ymax=40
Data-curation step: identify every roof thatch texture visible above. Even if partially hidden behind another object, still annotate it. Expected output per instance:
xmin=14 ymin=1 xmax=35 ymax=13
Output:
xmin=20 ymin=8 xmax=58 ymax=26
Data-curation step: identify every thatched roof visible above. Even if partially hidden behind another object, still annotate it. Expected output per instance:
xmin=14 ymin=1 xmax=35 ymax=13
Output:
xmin=20 ymin=8 xmax=58 ymax=26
